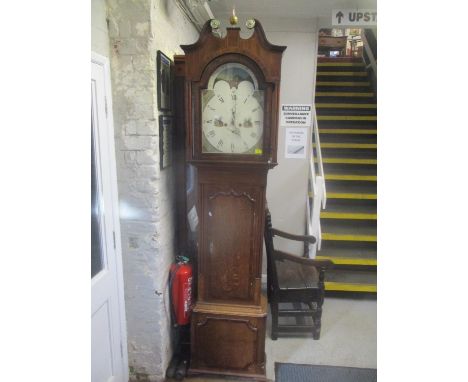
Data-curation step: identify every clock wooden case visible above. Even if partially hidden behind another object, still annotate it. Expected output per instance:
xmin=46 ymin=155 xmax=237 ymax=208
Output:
xmin=174 ymin=19 xmax=285 ymax=380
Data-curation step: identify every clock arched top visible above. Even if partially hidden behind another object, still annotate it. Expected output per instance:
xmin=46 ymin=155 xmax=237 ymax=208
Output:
xmin=180 ymin=19 xmax=286 ymax=82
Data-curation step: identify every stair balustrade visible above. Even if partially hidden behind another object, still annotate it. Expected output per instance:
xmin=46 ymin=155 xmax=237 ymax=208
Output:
xmin=307 ymin=106 xmax=326 ymax=258
xmin=362 ymin=29 xmax=377 ymax=92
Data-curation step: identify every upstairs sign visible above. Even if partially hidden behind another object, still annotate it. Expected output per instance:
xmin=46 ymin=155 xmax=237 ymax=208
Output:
xmin=332 ymin=9 xmax=377 ymax=27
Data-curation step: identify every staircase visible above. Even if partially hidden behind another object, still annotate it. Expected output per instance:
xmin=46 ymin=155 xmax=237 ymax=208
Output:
xmin=313 ymin=56 xmax=377 ymax=294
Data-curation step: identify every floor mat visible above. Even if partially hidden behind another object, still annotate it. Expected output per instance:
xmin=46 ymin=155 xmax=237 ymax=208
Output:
xmin=275 ymin=363 xmax=377 ymax=382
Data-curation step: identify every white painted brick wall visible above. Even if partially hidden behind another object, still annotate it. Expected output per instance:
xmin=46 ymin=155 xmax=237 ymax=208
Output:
xmin=107 ymin=0 xmax=198 ymax=380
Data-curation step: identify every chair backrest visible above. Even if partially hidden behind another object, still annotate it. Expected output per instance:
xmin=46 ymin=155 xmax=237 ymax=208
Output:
xmin=264 ymin=208 xmax=280 ymax=290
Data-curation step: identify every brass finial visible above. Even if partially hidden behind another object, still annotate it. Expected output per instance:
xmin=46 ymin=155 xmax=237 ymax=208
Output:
xmin=210 ymin=19 xmax=220 ymax=29
xmin=246 ymin=19 xmax=256 ymax=29
xmin=229 ymin=7 xmax=238 ymax=26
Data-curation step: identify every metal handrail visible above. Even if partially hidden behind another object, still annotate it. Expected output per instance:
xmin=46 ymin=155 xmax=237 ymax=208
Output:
xmin=307 ymin=105 xmax=327 ymax=258
xmin=361 ymin=31 xmax=377 ymax=79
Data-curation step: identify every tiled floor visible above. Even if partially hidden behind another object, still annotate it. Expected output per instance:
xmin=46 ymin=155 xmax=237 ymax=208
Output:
xmin=186 ymin=297 xmax=377 ymax=381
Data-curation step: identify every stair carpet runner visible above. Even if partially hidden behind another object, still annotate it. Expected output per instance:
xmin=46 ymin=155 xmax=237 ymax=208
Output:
xmin=313 ymin=57 xmax=377 ymax=294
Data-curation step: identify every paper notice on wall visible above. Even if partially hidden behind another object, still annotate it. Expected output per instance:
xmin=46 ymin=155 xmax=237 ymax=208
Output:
xmin=281 ymin=104 xmax=312 ymax=127
xmin=285 ymin=128 xmax=307 ymax=159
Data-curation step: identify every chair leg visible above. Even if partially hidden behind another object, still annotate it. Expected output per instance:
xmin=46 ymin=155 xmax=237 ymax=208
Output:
xmin=312 ymin=305 xmax=322 ymax=340
xmin=313 ymin=288 xmax=325 ymax=340
xmin=270 ymin=299 xmax=279 ymax=340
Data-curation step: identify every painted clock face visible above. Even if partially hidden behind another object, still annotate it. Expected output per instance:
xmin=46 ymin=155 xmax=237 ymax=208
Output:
xmin=201 ymin=63 xmax=264 ymax=154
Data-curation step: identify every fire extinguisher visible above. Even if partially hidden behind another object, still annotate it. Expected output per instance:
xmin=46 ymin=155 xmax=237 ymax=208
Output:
xmin=169 ymin=256 xmax=193 ymax=326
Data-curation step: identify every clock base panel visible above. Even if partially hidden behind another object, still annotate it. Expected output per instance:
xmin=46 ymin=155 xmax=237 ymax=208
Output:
xmin=189 ymin=296 xmax=267 ymax=379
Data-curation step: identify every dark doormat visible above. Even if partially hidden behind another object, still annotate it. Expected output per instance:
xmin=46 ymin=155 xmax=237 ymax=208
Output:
xmin=275 ymin=363 xmax=377 ymax=382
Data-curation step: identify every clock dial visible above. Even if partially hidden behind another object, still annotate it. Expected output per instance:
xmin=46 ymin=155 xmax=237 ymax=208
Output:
xmin=202 ymin=63 xmax=264 ymax=154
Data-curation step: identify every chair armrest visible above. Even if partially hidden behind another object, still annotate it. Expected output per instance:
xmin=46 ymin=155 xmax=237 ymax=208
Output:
xmin=275 ymin=250 xmax=333 ymax=269
xmin=271 ymin=228 xmax=317 ymax=244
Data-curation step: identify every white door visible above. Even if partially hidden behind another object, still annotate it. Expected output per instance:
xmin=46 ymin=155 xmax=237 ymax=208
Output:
xmin=91 ymin=52 xmax=128 ymax=382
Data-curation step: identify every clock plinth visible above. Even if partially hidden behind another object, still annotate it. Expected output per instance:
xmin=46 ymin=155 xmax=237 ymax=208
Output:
xmin=174 ymin=19 xmax=285 ymax=380
xmin=189 ymin=296 xmax=268 ymax=379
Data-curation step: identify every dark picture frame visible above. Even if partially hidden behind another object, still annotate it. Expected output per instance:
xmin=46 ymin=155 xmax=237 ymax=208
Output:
xmin=157 ymin=50 xmax=173 ymax=112
xmin=159 ymin=115 xmax=173 ymax=169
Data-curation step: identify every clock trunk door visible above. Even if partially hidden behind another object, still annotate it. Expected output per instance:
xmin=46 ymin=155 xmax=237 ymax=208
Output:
xmin=199 ymin=179 xmax=264 ymax=306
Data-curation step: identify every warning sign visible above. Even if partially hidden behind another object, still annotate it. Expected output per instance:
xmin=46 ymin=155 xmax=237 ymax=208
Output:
xmin=281 ymin=104 xmax=311 ymax=127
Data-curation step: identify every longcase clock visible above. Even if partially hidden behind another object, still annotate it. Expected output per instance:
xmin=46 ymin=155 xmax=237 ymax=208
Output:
xmin=174 ymin=19 xmax=285 ymax=380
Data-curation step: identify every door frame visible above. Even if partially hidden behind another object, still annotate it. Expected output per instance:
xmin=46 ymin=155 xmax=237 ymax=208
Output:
xmin=91 ymin=51 xmax=129 ymax=381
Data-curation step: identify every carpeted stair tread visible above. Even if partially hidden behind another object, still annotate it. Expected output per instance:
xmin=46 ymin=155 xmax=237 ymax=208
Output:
xmin=325 ymin=180 xmax=377 ymax=195
xmin=315 ymin=148 xmax=377 ymax=159
xmin=321 ymin=164 xmax=377 ymax=176
xmin=319 ymin=134 xmax=376 ymax=144
xmin=322 ymin=200 xmax=376 ymax=215
xmin=319 ymin=128 xmax=377 ymax=134
xmin=315 ymin=142 xmax=376 ymax=149
xmin=316 ymin=102 xmax=376 ymax=109
xmin=316 ymin=81 xmax=370 ymax=86
xmin=325 ymin=269 xmax=377 ymax=285
xmin=318 ymin=246 xmax=377 ymax=261
xmin=315 ymin=91 xmax=375 ymax=97
xmin=321 ymin=220 xmax=376 ymax=240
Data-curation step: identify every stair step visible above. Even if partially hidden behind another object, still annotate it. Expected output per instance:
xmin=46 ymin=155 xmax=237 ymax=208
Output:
xmin=316 ymin=103 xmax=376 ymax=109
xmin=318 ymin=57 xmax=363 ymax=63
xmin=319 ymin=134 xmax=376 ymax=144
xmin=316 ymin=143 xmax=377 ymax=149
xmin=325 ymin=282 xmax=377 ymax=293
xmin=319 ymin=129 xmax=377 ymax=135
xmin=325 ymin=174 xmax=377 ymax=181
xmin=322 ymin=233 xmax=377 ymax=242
xmin=316 ymin=92 xmax=374 ymax=97
xmin=316 ymin=256 xmax=377 ymax=266
xmin=316 ymin=81 xmax=370 ymax=86
xmin=321 ymin=211 xmax=377 ymax=220
xmin=317 ymin=62 xmax=365 ymax=67
xmin=326 ymin=180 xmax=376 ymax=195
xmin=318 ymin=240 xmax=376 ymax=258
xmin=322 ymin=220 xmax=376 ymax=241
xmin=321 ymin=199 xmax=376 ymax=213
xmin=321 ymin=163 xmax=376 ymax=175
xmin=317 ymin=115 xmax=377 ymax=121
xmin=316 ymin=148 xmax=376 ymax=158
xmin=318 ymin=158 xmax=377 ymax=164
xmin=317 ymin=71 xmax=367 ymax=77
xmin=325 ymin=269 xmax=377 ymax=293
xmin=312 ymin=192 xmax=376 ymax=200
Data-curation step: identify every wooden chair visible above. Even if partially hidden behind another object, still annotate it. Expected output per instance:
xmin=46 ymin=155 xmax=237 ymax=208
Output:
xmin=264 ymin=208 xmax=333 ymax=340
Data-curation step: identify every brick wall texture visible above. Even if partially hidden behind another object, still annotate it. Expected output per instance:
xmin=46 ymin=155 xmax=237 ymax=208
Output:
xmin=106 ymin=1 xmax=198 ymax=380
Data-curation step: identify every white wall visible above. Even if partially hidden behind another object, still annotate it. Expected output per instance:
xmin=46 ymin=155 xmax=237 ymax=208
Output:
xmin=263 ymin=18 xmax=319 ymax=257
xmin=91 ymin=0 xmax=110 ymax=57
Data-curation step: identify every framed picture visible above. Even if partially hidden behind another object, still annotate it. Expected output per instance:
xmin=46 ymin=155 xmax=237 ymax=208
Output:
xmin=159 ymin=115 xmax=173 ymax=169
xmin=157 ymin=50 xmax=173 ymax=112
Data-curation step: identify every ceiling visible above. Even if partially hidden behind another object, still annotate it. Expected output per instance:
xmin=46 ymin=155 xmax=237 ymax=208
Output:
xmin=208 ymin=0 xmax=377 ymax=20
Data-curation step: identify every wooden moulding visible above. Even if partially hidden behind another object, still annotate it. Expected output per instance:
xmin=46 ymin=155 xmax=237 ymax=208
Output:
xmin=193 ymin=294 xmax=268 ymax=317
xmin=180 ymin=19 xmax=286 ymax=82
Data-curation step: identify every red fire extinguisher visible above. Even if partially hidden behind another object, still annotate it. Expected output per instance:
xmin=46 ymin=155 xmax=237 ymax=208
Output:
xmin=170 ymin=256 xmax=193 ymax=326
